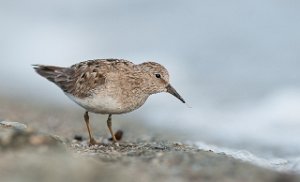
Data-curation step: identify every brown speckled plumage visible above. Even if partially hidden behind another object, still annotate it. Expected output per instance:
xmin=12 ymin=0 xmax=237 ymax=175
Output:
xmin=33 ymin=59 xmax=185 ymax=144
xmin=34 ymin=59 xmax=134 ymax=98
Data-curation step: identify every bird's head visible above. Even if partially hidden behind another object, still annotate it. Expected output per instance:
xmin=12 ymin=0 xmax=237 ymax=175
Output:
xmin=139 ymin=62 xmax=185 ymax=103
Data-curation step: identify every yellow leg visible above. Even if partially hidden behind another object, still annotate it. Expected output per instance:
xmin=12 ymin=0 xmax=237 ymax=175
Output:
xmin=84 ymin=111 xmax=97 ymax=145
xmin=107 ymin=114 xmax=117 ymax=142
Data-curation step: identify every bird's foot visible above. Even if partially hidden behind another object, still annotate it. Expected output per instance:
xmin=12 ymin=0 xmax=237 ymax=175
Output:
xmin=88 ymin=138 xmax=98 ymax=146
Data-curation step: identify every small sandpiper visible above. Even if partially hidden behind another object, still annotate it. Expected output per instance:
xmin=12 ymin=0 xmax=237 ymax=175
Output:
xmin=33 ymin=59 xmax=185 ymax=145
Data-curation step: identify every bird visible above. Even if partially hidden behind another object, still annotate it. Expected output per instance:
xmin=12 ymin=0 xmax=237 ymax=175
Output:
xmin=33 ymin=59 xmax=185 ymax=145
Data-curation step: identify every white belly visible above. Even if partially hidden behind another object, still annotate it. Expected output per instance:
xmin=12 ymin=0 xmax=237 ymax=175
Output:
xmin=66 ymin=93 xmax=123 ymax=114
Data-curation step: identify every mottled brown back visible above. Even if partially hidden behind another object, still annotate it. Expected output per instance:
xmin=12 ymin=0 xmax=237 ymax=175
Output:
xmin=33 ymin=59 xmax=135 ymax=98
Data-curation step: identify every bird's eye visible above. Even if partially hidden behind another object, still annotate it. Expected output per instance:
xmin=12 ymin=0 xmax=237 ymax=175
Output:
xmin=155 ymin=73 xmax=161 ymax=78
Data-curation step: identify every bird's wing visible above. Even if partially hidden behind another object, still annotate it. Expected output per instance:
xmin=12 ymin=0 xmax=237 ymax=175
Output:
xmin=34 ymin=59 xmax=135 ymax=98
xmin=69 ymin=60 xmax=108 ymax=98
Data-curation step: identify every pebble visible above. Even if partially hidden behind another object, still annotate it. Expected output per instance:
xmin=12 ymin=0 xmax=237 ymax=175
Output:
xmin=74 ymin=135 xmax=83 ymax=141
xmin=0 ymin=121 xmax=27 ymax=130
xmin=173 ymin=142 xmax=183 ymax=146
xmin=0 ymin=121 xmax=65 ymax=151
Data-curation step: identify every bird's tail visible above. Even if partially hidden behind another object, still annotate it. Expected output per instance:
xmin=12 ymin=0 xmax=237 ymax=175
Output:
xmin=32 ymin=64 xmax=74 ymax=92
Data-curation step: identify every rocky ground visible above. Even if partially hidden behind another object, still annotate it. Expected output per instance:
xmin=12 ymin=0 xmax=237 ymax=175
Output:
xmin=1 ymin=96 xmax=300 ymax=182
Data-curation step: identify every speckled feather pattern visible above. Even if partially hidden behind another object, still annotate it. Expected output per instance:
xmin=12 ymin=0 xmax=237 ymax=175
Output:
xmin=33 ymin=59 xmax=173 ymax=114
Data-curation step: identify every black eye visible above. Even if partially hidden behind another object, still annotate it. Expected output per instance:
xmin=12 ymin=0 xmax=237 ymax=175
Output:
xmin=155 ymin=73 xmax=161 ymax=78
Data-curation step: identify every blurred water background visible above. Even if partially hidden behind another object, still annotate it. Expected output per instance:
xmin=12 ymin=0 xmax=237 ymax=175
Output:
xmin=1 ymin=0 xmax=300 ymax=172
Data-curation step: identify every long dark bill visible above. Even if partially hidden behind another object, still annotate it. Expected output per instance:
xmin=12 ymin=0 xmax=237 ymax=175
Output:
xmin=166 ymin=84 xmax=186 ymax=103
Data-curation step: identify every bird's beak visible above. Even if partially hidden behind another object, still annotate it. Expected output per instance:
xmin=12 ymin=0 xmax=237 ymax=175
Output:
xmin=166 ymin=84 xmax=185 ymax=103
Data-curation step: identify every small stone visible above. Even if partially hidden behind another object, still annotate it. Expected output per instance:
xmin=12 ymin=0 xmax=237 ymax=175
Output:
xmin=72 ymin=143 xmax=81 ymax=148
xmin=127 ymin=143 xmax=134 ymax=146
xmin=153 ymin=144 xmax=166 ymax=150
xmin=0 ymin=126 xmax=65 ymax=151
xmin=173 ymin=142 xmax=183 ymax=146
xmin=0 ymin=121 xmax=27 ymax=130
xmin=108 ymin=130 xmax=124 ymax=141
xmin=74 ymin=135 xmax=83 ymax=141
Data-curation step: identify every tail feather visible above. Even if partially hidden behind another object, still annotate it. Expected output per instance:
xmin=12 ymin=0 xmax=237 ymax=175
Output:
xmin=32 ymin=64 xmax=74 ymax=92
